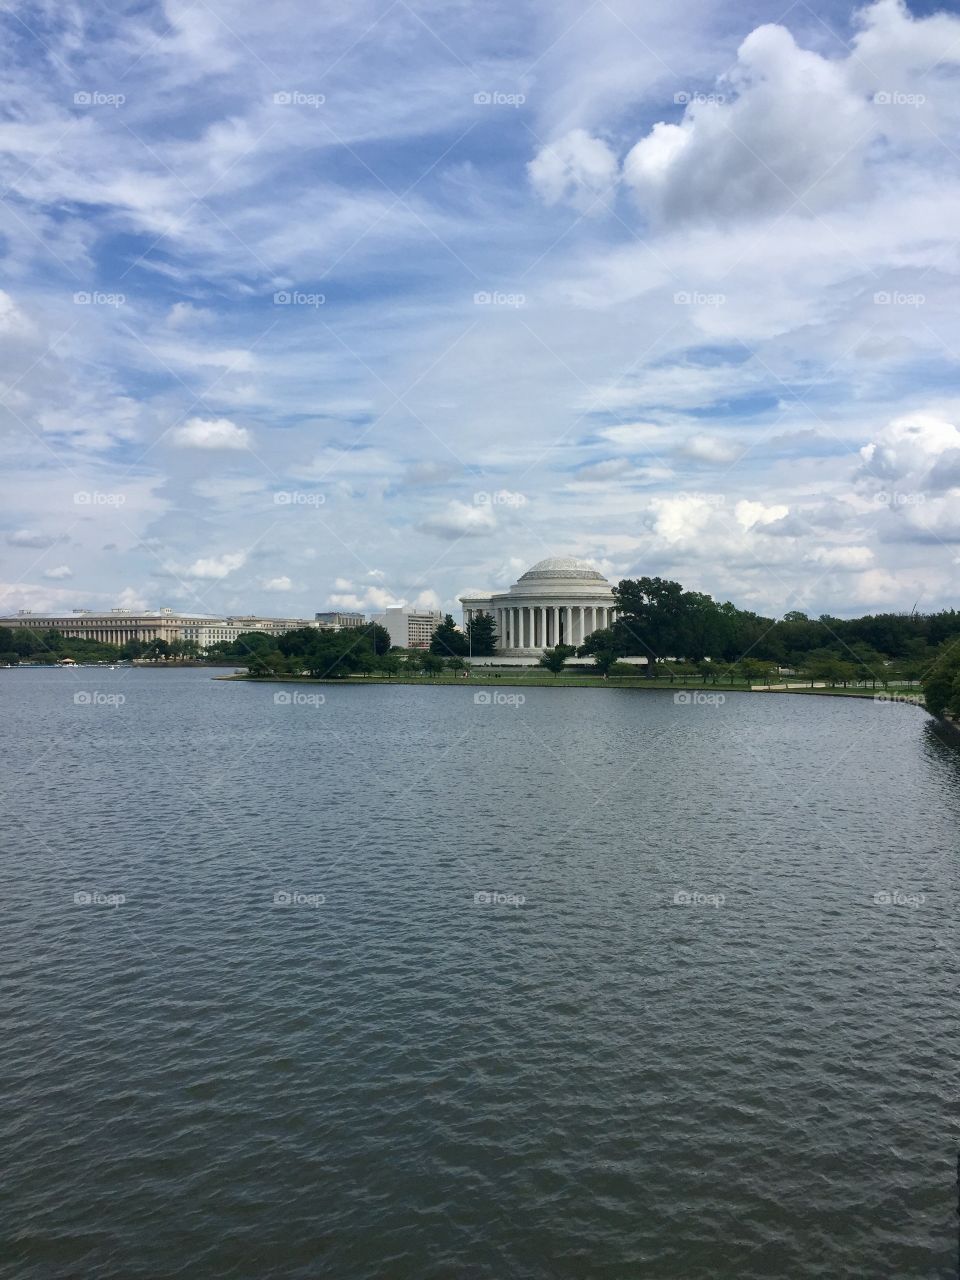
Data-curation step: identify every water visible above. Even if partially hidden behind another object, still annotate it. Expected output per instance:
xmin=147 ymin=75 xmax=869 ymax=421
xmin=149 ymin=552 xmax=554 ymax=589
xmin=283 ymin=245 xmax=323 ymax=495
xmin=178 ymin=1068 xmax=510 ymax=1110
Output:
xmin=2 ymin=666 xmax=959 ymax=1279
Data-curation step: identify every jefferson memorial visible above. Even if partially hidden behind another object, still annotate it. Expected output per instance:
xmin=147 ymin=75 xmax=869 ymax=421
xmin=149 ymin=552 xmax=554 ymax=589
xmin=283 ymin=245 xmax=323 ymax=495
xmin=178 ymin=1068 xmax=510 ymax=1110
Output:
xmin=460 ymin=557 xmax=617 ymax=655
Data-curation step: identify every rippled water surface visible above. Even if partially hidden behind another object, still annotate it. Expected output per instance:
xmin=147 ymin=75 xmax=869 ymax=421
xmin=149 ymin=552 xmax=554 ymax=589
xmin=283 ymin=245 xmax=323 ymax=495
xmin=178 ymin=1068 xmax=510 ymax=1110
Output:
xmin=2 ymin=667 xmax=960 ymax=1279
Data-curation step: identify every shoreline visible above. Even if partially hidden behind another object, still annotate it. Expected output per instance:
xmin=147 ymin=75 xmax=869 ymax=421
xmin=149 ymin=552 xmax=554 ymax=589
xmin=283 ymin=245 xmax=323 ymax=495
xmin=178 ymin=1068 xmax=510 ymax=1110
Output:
xmin=218 ymin=672 xmax=927 ymax=705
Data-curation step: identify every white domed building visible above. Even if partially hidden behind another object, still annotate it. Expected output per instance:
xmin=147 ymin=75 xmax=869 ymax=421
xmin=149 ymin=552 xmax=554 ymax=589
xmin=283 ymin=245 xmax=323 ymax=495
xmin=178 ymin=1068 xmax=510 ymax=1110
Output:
xmin=460 ymin=557 xmax=617 ymax=655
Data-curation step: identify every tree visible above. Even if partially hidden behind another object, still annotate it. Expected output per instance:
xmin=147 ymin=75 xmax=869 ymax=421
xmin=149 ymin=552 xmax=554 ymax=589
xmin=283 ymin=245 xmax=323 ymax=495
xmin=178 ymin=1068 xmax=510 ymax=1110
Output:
xmin=539 ymin=644 xmax=575 ymax=675
xmin=360 ymin=622 xmax=392 ymax=656
xmin=577 ymin=627 xmax=623 ymax=676
xmin=922 ymin=644 xmax=960 ymax=718
xmin=143 ymin=639 xmax=170 ymax=662
xmin=418 ymin=652 xmax=445 ymax=676
xmin=430 ymin=614 xmax=469 ymax=657
xmin=466 ymin=611 xmax=497 ymax=656
xmin=377 ymin=651 xmax=405 ymax=678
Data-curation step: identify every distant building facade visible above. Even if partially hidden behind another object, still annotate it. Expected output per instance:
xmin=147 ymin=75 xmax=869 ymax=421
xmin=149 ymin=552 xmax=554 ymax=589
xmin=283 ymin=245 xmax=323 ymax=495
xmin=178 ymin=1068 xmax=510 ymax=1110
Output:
xmin=1 ymin=608 xmax=326 ymax=650
xmin=315 ymin=611 xmax=366 ymax=629
xmin=373 ymin=607 xmax=442 ymax=650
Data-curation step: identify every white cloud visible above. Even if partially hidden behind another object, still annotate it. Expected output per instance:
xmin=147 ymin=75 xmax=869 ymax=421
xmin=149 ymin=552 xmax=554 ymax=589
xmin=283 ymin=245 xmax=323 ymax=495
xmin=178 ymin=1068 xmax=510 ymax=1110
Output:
xmin=176 ymin=552 xmax=247 ymax=579
xmin=171 ymin=417 xmax=252 ymax=450
xmin=42 ymin=565 xmax=73 ymax=579
xmin=681 ymin=433 xmax=741 ymax=464
xmin=417 ymin=500 xmax=496 ymax=539
xmin=809 ymin=545 xmax=874 ymax=570
xmin=528 ymin=128 xmax=619 ymax=212
xmin=734 ymin=500 xmax=789 ymax=529
xmin=261 ymin=575 xmax=292 ymax=591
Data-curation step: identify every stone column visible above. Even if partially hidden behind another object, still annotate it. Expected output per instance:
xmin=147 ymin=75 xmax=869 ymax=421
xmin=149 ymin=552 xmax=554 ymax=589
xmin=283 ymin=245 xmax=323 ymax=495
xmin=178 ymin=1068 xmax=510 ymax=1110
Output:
xmin=552 ymin=606 xmax=559 ymax=648
xmin=565 ymin=606 xmax=573 ymax=647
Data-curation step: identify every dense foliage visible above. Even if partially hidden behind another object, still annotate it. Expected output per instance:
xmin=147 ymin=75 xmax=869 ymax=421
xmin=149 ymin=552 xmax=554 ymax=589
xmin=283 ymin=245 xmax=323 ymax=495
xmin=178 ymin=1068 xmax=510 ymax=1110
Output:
xmin=573 ymin=576 xmax=960 ymax=684
xmin=0 ymin=626 xmax=200 ymax=665
xmin=921 ymin=645 xmax=960 ymax=719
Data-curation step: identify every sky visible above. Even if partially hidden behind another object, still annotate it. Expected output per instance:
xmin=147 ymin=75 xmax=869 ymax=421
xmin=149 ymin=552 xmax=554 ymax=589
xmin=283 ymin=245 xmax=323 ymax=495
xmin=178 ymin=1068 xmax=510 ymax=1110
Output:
xmin=2 ymin=0 xmax=960 ymax=623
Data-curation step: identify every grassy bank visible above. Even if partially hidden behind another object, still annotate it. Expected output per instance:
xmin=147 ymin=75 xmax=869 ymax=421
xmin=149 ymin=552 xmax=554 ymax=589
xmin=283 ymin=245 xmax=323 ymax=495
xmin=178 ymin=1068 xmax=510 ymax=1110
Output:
xmin=220 ymin=671 xmax=926 ymax=702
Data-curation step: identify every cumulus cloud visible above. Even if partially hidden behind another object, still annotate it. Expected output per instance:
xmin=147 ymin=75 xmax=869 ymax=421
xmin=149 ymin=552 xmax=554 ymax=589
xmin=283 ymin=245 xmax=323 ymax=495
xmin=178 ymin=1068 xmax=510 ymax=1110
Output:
xmin=175 ymin=552 xmax=247 ymax=579
xmin=624 ymin=24 xmax=871 ymax=223
xmin=417 ymin=500 xmax=496 ymax=540
xmin=171 ymin=417 xmax=252 ymax=450
xmin=527 ymin=128 xmax=619 ymax=212
xmin=42 ymin=565 xmax=73 ymax=579
xmin=261 ymin=575 xmax=292 ymax=591
xmin=809 ymin=544 xmax=874 ymax=570
xmin=532 ymin=0 xmax=960 ymax=224
xmin=734 ymin=500 xmax=789 ymax=529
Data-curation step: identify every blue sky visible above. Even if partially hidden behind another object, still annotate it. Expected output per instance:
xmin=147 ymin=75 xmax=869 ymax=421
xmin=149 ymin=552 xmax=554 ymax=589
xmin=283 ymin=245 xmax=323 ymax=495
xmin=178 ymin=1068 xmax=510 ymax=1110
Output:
xmin=2 ymin=0 xmax=960 ymax=620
